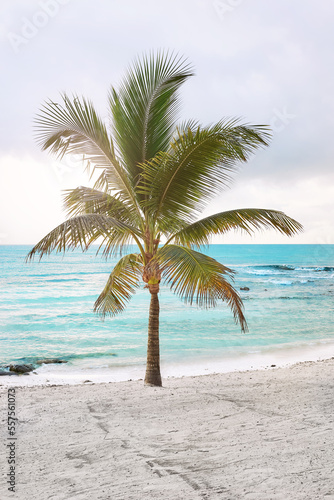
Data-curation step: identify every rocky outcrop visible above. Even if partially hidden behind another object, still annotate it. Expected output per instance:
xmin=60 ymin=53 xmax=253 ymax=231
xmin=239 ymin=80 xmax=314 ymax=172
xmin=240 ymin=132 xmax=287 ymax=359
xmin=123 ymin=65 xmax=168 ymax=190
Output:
xmin=8 ymin=364 xmax=35 ymax=374
xmin=1 ymin=359 xmax=67 ymax=375
xmin=36 ymin=358 xmax=68 ymax=365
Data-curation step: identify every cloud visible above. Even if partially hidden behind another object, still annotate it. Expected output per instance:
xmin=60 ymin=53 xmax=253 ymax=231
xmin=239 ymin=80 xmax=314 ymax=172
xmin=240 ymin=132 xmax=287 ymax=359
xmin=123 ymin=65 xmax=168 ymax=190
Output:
xmin=205 ymin=173 xmax=334 ymax=244
xmin=1 ymin=152 xmax=332 ymax=245
xmin=1 ymin=0 xmax=333 ymax=243
xmin=0 ymin=153 xmax=88 ymax=244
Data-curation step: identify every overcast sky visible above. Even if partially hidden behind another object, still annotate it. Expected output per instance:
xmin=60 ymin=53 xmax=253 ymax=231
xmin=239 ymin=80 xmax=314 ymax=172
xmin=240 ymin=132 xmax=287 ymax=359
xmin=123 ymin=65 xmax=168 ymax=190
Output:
xmin=1 ymin=0 xmax=333 ymax=245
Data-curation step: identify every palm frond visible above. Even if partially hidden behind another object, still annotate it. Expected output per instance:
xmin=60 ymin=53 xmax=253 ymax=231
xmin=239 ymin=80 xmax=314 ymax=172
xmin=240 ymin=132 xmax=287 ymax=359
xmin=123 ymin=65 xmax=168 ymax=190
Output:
xmin=155 ymin=244 xmax=247 ymax=332
xmin=94 ymin=253 xmax=143 ymax=316
xmin=171 ymin=208 xmax=304 ymax=247
xmin=109 ymin=50 xmax=194 ymax=184
xmin=139 ymin=120 xmax=271 ymax=229
xmin=34 ymin=94 xmax=139 ymax=210
xmin=26 ymin=214 xmax=143 ymax=261
xmin=63 ymin=186 xmax=141 ymax=226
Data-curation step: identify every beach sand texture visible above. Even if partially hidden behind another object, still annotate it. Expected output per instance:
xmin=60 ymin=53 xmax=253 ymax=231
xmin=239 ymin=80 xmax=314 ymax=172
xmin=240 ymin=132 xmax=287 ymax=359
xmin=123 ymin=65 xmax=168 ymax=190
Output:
xmin=1 ymin=359 xmax=334 ymax=499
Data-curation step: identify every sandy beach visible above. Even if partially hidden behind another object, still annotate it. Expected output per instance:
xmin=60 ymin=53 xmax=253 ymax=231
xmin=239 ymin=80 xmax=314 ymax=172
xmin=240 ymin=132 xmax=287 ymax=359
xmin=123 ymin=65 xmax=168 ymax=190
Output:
xmin=1 ymin=358 xmax=334 ymax=500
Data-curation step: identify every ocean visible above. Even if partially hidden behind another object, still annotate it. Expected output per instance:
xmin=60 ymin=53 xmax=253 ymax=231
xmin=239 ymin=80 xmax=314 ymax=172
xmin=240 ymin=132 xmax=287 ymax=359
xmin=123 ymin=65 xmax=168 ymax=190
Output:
xmin=0 ymin=244 xmax=333 ymax=385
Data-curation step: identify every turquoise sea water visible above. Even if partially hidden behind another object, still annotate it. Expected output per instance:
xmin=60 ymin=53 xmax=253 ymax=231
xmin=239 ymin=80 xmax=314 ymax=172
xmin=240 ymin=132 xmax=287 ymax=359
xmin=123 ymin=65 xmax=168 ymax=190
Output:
xmin=0 ymin=245 xmax=333 ymax=384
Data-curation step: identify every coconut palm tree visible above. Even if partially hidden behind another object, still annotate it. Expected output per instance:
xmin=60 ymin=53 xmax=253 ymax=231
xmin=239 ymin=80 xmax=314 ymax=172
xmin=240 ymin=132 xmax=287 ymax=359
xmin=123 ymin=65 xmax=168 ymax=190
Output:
xmin=27 ymin=51 xmax=302 ymax=386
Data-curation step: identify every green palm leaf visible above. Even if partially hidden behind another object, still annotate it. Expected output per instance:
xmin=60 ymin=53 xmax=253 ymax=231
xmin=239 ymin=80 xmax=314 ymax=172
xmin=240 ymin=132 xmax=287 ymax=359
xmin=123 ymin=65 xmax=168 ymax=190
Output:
xmin=26 ymin=214 xmax=143 ymax=260
xmin=94 ymin=253 xmax=143 ymax=316
xmin=109 ymin=50 xmax=194 ymax=184
xmin=63 ymin=186 xmax=141 ymax=227
xmin=139 ymin=120 xmax=271 ymax=229
xmin=35 ymin=93 xmax=139 ymax=211
xmin=155 ymin=244 xmax=247 ymax=332
xmin=171 ymin=208 xmax=304 ymax=247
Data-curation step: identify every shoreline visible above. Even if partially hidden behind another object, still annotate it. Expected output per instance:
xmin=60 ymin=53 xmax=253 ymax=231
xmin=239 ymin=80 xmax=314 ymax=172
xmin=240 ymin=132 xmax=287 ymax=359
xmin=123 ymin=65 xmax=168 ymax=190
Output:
xmin=1 ymin=339 xmax=334 ymax=387
xmin=0 ymin=358 xmax=333 ymax=498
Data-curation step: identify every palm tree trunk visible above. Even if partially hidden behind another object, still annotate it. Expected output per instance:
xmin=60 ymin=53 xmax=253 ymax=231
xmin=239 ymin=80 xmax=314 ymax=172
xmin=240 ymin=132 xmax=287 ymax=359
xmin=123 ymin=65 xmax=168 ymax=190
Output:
xmin=144 ymin=287 xmax=162 ymax=386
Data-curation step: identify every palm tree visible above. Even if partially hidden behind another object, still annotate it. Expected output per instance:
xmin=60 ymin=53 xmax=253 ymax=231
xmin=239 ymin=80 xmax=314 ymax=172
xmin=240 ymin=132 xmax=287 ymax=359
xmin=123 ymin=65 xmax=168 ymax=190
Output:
xmin=27 ymin=51 xmax=302 ymax=386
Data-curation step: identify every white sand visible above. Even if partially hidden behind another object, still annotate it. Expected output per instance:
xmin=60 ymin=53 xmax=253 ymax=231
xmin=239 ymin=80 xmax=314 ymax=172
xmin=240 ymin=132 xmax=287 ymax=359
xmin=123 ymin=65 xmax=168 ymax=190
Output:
xmin=1 ymin=358 xmax=334 ymax=499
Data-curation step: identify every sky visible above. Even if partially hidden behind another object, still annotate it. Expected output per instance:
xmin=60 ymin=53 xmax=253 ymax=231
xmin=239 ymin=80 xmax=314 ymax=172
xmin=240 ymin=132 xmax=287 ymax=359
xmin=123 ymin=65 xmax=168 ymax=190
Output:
xmin=1 ymin=0 xmax=333 ymax=245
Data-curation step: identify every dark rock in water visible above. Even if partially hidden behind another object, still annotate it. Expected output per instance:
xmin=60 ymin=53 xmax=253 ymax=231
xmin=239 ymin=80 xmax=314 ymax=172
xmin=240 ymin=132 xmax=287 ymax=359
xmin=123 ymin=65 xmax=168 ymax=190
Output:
xmin=36 ymin=358 xmax=68 ymax=365
xmin=240 ymin=287 xmax=250 ymax=291
xmin=8 ymin=364 xmax=35 ymax=374
xmin=0 ymin=369 xmax=16 ymax=376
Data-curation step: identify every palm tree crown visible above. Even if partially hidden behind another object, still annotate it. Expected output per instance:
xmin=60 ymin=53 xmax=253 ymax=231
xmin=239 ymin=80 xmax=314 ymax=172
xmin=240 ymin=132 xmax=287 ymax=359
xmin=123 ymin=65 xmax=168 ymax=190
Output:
xmin=27 ymin=51 xmax=303 ymax=386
